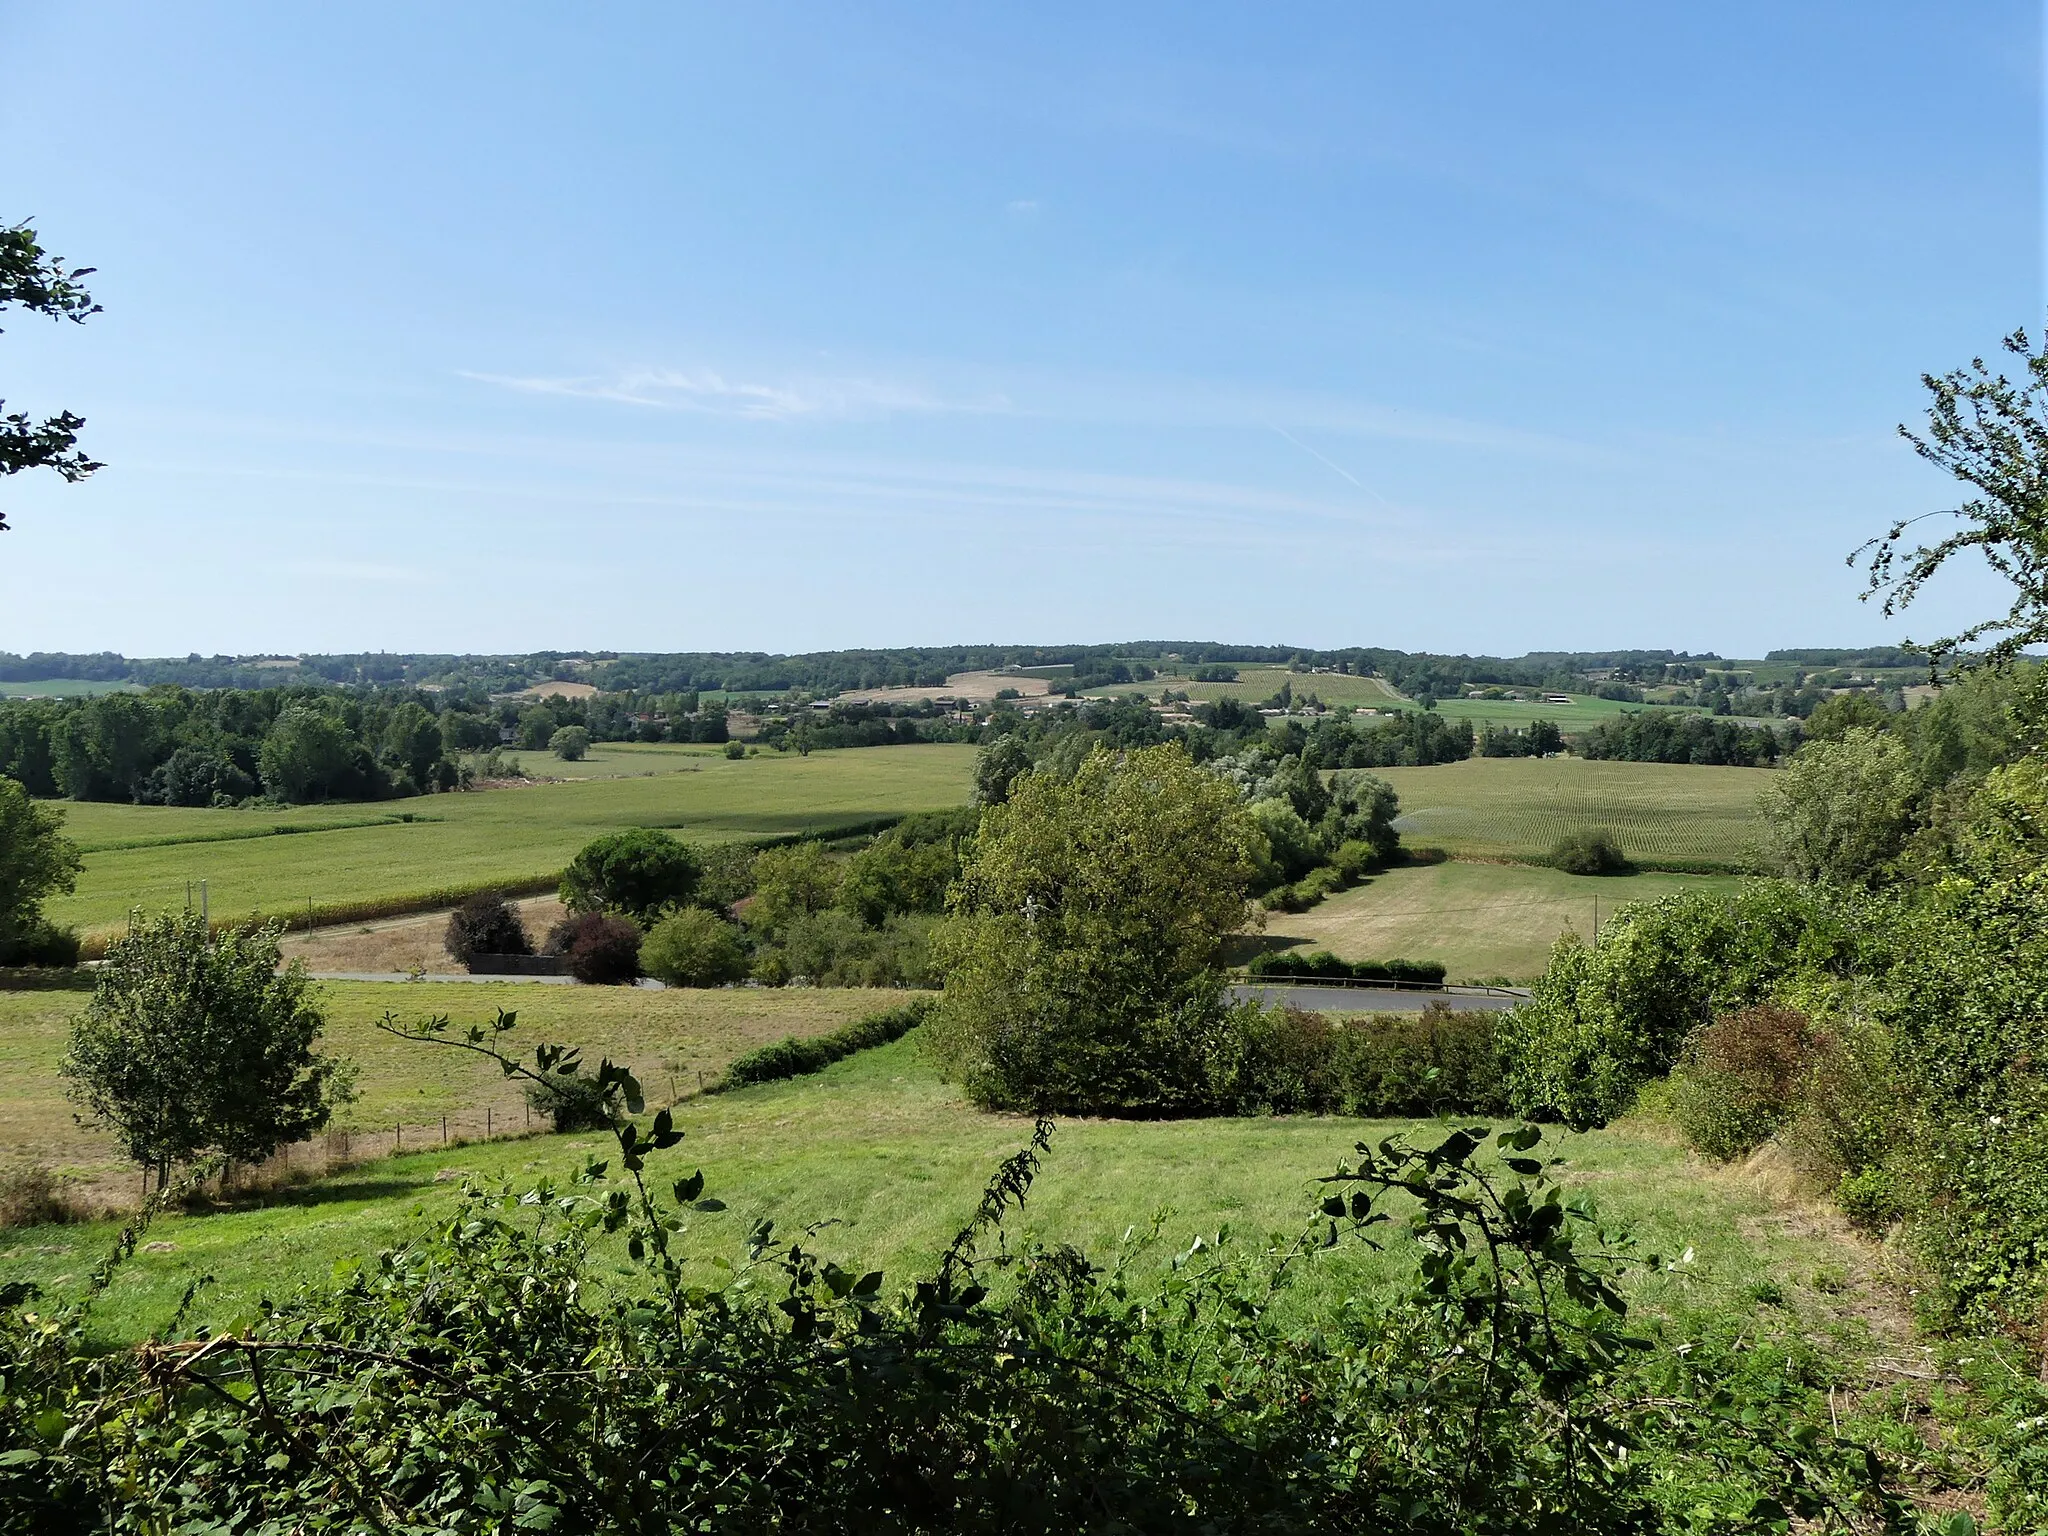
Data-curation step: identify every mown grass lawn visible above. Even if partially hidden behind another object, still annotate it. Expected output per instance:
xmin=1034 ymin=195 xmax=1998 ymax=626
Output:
xmin=1261 ymin=860 xmax=1744 ymax=981
xmin=43 ymin=743 xmax=977 ymax=936
xmin=1373 ymin=756 xmax=1769 ymax=868
xmin=0 ymin=1035 xmax=1865 ymax=1352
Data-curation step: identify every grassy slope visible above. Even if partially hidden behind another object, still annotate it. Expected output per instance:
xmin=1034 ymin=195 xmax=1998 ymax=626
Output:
xmin=45 ymin=743 xmax=977 ymax=935
xmin=0 ymin=982 xmax=895 ymax=1189
xmin=1373 ymin=756 xmax=1767 ymax=867
xmin=1260 ymin=861 xmax=1743 ymax=981
xmin=0 ymin=1037 xmax=1859 ymax=1349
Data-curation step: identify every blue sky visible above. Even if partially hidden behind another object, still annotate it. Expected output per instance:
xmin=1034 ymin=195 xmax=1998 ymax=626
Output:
xmin=0 ymin=3 xmax=2039 ymax=658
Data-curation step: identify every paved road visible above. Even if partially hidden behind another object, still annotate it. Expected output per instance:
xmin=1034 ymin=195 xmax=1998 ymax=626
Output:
xmin=1229 ymin=984 xmax=1522 ymax=1013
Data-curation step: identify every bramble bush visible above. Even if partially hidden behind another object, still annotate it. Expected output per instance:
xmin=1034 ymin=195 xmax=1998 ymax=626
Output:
xmin=0 ymin=1008 xmax=1910 ymax=1533
xmin=1668 ymin=1005 xmax=1818 ymax=1163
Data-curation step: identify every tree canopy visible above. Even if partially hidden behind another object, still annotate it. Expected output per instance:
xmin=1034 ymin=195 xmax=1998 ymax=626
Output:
xmin=932 ymin=741 xmax=1262 ymax=1113
xmin=62 ymin=914 xmax=352 ymax=1185
xmin=0 ymin=774 xmax=81 ymax=961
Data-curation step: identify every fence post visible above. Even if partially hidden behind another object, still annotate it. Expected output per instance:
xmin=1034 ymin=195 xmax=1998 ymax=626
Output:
xmin=486 ymin=1106 xmax=492 ymax=1138
xmin=441 ymin=1115 xmax=447 ymax=1144
xmin=395 ymin=1122 xmax=401 ymax=1151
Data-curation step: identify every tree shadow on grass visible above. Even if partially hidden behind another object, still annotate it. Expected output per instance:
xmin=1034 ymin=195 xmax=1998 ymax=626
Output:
xmin=184 ymin=1177 xmax=435 ymax=1217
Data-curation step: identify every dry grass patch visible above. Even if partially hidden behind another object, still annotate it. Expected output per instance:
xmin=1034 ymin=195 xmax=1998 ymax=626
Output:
xmin=0 ymin=981 xmax=903 ymax=1207
xmin=278 ymin=896 xmax=567 ymax=975
xmin=1263 ymin=860 xmax=1741 ymax=981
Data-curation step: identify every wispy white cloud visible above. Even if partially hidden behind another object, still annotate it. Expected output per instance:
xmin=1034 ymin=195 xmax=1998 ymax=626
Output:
xmin=460 ymin=366 xmax=1007 ymax=422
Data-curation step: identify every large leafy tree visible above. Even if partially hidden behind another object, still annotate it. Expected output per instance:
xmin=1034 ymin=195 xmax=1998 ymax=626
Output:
xmin=1855 ymin=325 xmax=2048 ymax=670
xmin=62 ymin=914 xmax=353 ymax=1187
xmin=559 ymin=828 xmax=702 ymax=925
xmin=1 ymin=223 xmax=102 ymax=531
xmin=0 ymin=774 xmax=81 ymax=959
xmin=932 ymin=741 xmax=1262 ymax=1113
xmin=1757 ymin=725 xmax=1923 ymax=886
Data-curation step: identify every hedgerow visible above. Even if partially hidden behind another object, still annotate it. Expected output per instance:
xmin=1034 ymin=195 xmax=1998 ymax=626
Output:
xmin=716 ymin=998 xmax=933 ymax=1089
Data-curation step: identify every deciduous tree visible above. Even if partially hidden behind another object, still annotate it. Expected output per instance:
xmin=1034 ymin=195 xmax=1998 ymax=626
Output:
xmin=932 ymin=741 xmax=1262 ymax=1113
xmin=0 ymin=774 xmax=81 ymax=961
xmin=61 ymin=914 xmax=352 ymax=1187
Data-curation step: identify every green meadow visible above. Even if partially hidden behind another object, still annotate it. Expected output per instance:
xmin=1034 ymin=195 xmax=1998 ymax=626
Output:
xmin=1261 ymin=859 xmax=1744 ymax=981
xmin=44 ymin=743 xmax=978 ymax=936
xmin=1373 ymin=756 xmax=1767 ymax=868
xmin=0 ymin=1029 xmax=1866 ymax=1352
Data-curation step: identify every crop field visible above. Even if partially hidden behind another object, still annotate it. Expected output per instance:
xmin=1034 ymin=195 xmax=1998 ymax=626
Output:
xmin=0 ymin=980 xmax=895 ymax=1196
xmin=1373 ymin=757 xmax=1767 ymax=868
xmin=44 ymin=744 xmax=978 ymax=936
xmin=1428 ymin=696 xmax=1700 ymax=730
xmin=1258 ymin=860 xmax=1743 ymax=981
xmin=0 ymin=1031 xmax=1862 ymax=1348
xmin=1163 ymin=667 xmax=1408 ymax=708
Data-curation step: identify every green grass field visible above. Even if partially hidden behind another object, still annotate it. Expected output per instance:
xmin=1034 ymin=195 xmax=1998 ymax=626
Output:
xmin=0 ymin=1030 xmax=1865 ymax=1349
xmin=0 ymin=981 xmax=897 ymax=1192
xmin=1258 ymin=860 xmax=1743 ymax=981
xmin=0 ymin=679 xmax=141 ymax=698
xmin=1372 ymin=757 xmax=1767 ymax=868
xmin=1163 ymin=666 xmax=1408 ymax=708
xmin=44 ymin=744 xmax=977 ymax=936
xmin=1429 ymin=696 xmax=1697 ymax=730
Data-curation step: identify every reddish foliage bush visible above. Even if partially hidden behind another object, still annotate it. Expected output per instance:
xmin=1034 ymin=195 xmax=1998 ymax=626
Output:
xmin=545 ymin=913 xmax=643 ymax=985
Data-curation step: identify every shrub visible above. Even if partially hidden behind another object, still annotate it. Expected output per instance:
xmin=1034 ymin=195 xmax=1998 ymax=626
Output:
xmin=640 ymin=907 xmax=748 ymax=987
xmin=1495 ymin=882 xmax=1864 ymax=1129
xmin=560 ymin=828 xmax=701 ymax=924
xmin=1333 ymin=1004 xmax=1505 ymax=1117
xmin=0 ymin=1162 xmax=77 ymax=1228
xmin=522 ymin=1070 xmax=622 ymax=1130
xmin=443 ymin=892 xmax=531 ymax=967
xmin=1548 ymin=831 xmax=1632 ymax=875
xmin=1246 ymin=951 xmax=1446 ymax=985
xmin=548 ymin=725 xmax=590 ymax=761
xmin=0 ymin=918 xmax=79 ymax=968
xmin=723 ymin=739 xmax=745 ymax=759
xmin=1203 ymin=1004 xmax=1342 ymax=1114
xmin=545 ymin=912 xmax=643 ymax=985
xmin=717 ymin=999 xmax=933 ymax=1089
xmin=1668 ymin=1005 xmax=1817 ymax=1162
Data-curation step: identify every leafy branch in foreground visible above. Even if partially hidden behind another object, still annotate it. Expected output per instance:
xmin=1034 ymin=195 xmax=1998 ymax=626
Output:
xmin=0 ymin=222 xmax=102 ymax=530
xmin=1 ymin=1010 xmax=1914 ymax=1532
xmin=1854 ymin=325 xmax=2048 ymax=672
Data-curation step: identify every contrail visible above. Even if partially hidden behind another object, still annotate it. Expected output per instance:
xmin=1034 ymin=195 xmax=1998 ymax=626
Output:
xmin=1269 ymin=424 xmax=1398 ymax=510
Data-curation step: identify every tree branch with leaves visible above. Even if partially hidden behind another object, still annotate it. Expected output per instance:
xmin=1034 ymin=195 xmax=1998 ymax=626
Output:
xmin=1854 ymin=325 xmax=2048 ymax=672
xmin=0 ymin=222 xmax=102 ymax=532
